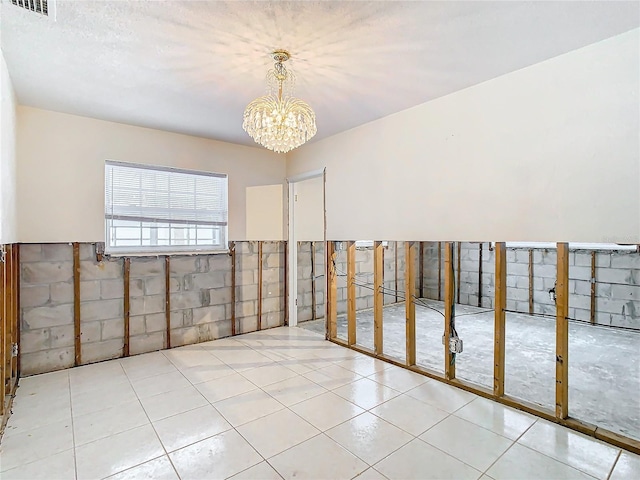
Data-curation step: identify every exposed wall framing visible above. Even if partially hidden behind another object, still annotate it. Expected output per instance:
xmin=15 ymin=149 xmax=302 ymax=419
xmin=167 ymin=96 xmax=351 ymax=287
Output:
xmin=347 ymin=241 xmax=356 ymax=345
xmin=405 ymin=241 xmax=416 ymax=366
xmin=444 ymin=242 xmax=455 ymax=380
xmin=373 ymin=241 xmax=384 ymax=355
xmin=493 ymin=242 xmax=507 ymax=397
xmin=555 ymin=242 xmax=569 ymax=419
xmin=1 ymin=244 xmax=20 ymax=437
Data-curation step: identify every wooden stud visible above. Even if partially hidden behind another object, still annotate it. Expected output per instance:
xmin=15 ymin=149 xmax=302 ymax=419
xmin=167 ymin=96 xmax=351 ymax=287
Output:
xmin=12 ymin=245 xmax=19 ymax=380
xmin=373 ymin=241 xmax=384 ymax=355
xmin=478 ymin=243 xmax=483 ymax=307
xmin=590 ymin=251 xmax=596 ymax=325
xmin=556 ymin=242 xmax=570 ymax=419
xmin=165 ymin=256 xmax=171 ymax=348
xmin=327 ymin=241 xmax=337 ymax=339
xmin=311 ymin=242 xmax=316 ymax=321
xmin=437 ymin=242 xmax=442 ymax=301
xmin=419 ymin=242 xmax=424 ymax=299
xmin=347 ymin=241 xmax=356 ymax=345
xmin=1 ymin=246 xmax=5 ymax=411
xmin=456 ymin=242 xmax=461 ymax=304
xmin=123 ymin=257 xmax=131 ymax=357
xmin=283 ymin=241 xmax=288 ymax=326
xmin=444 ymin=242 xmax=456 ymax=380
xmin=528 ymin=249 xmax=534 ymax=314
xmin=229 ymin=244 xmax=236 ymax=335
xmin=3 ymin=246 xmax=11 ymax=395
xmin=257 ymin=241 xmax=263 ymax=331
xmin=493 ymin=242 xmax=507 ymax=396
xmin=73 ymin=243 xmax=81 ymax=366
xmin=394 ymin=242 xmax=399 ymax=303
xmin=405 ymin=242 xmax=416 ymax=366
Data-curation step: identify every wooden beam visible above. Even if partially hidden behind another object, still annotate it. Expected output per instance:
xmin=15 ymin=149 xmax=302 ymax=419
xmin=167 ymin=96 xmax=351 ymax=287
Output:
xmin=283 ymin=241 xmax=288 ymax=326
xmin=556 ymin=242 xmax=569 ymax=419
xmin=12 ymin=245 xmax=19 ymax=380
xmin=347 ymin=241 xmax=356 ymax=345
xmin=123 ymin=257 xmax=131 ymax=357
xmin=590 ymin=251 xmax=596 ymax=325
xmin=528 ymin=249 xmax=534 ymax=314
xmin=437 ymin=242 xmax=442 ymax=301
xmin=165 ymin=256 xmax=171 ymax=348
xmin=444 ymin=242 xmax=455 ymax=380
xmin=478 ymin=243 xmax=483 ymax=307
xmin=394 ymin=242 xmax=399 ymax=303
xmin=257 ymin=241 xmax=263 ymax=331
xmin=405 ymin=242 xmax=416 ymax=366
xmin=373 ymin=241 xmax=384 ymax=355
xmin=72 ymin=243 xmax=81 ymax=366
xmin=311 ymin=242 xmax=316 ymax=321
xmin=456 ymin=242 xmax=461 ymax=304
xmin=327 ymin=241 xmax=337 ymax=339
xmin=229 ymin=244 xmax=236 ymax=335
xmin=493 ymin=242 xmax=507 ymax=396
xmin=419 ymin=242 xmax=424 ymax=299
xmin=4 ymin=246 xmax=11 ymax=394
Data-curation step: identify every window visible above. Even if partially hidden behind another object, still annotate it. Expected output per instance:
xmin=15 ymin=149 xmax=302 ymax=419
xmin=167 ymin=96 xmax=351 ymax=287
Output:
xmin=105 ymin=161 xmax=228 ymax=254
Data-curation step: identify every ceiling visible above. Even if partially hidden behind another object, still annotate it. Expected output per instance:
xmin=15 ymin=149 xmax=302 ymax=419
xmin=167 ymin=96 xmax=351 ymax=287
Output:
xmin=2 ymin=1 xmax=638 ymax=148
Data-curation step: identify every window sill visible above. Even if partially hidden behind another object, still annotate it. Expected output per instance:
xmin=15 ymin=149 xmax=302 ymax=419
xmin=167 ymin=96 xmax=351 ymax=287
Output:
xmin=105 ymin=249 xmax=230 ymax=258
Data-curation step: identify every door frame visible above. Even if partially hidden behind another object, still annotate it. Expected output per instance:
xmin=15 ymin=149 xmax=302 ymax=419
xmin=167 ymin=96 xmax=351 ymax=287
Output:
xmin=287 ymin=168 xmax=326 ymax=327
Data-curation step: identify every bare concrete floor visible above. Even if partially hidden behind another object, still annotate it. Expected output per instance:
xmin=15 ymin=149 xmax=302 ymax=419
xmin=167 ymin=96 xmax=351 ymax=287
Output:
xmin=299 ymin=300 xmax=640 ymax=441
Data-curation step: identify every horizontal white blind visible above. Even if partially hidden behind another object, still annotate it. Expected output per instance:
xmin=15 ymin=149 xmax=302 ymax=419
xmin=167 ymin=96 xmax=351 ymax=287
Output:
xmin=105 ymin=161 xmax=228 ymax=252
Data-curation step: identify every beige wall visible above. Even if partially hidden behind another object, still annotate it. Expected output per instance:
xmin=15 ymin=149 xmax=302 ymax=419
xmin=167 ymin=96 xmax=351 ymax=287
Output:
xmin=0 ymin=51 xmax=17 ymax=244
xmin=287 ymin=29 xmax=640 ymax=243
xmin=17 ymin=107 xmax=286 ymax=243
xmin=293 ymin=176 xmax=324 ymax=241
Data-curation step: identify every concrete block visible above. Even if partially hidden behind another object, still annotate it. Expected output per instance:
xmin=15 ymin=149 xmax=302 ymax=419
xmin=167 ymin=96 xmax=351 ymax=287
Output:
xmin=263 ymin=311 xmax=283 ymax=329
xmin=236 ymin=270 xmax=256 ymax=286
xmin=130 ymin=295 xmax=165 ymax=316
xmin=100 ymin=278 xmax=125 ymax=300
xmin=21 ymin=348 xmax=74 ymax=376
xmin=144 ymin=276 xmax=165 ymax=296
xmin=209 ymin=287 xmax=231 ymax=305
xmin=192 ymin=305 xmax=226 ymax=325
xmin=80 ymin=259 xmax=123 ymax=280
xmin=515 ymin=276 xmax=530 ymax=290
xmin=507 ymin=287 xmax=528 ymax=302
xmin=101 ymin=318 xmax=124 ymax=340
xmin=170 ymin=310 xmax=189 ymax=329
xmin=130 ymin=332 xmax=165 ymax=355
xmin=506 ymin=250 xmax=516 ymax=263
xmin=130 ymin=258 xmax=164 ymax=277
xmin=598 ymin=268 xmax=632 ymax=285
xmin=130 ymin=316 xmax=146 ymax=336
xmin=21 ymin=285 xmax=51 ymax=308
xmin=82 ymin=339 xmax=123 ymax=364
xmin=171 ymin=256 xmax=208 ymax=274
xmin=170 ymin=326 xmax=200 ymax=347
xmin=191 ymin=271 xmax=226 ymax=290
xmin=48 ymin=325 xmax=75 ymax=349
xmin=79 ymin=244 xmax=94 ymax=261
xmin=80 ymin=281 xmax=101 ymax=301
xmin=81 ymin=299 xmax=123 ymax=322
xmin=535 ymin=264 xmax=557 ymax=279
xmin=80 ymin=321 xmax=101 ymax=344
xmin=208 ymin=254 xmax=231 ymax=272
xmin=297 ymin=306 xmax=313 ymax=322
xmin=570 ymin=266 xmax=594 ymax=281
xmin=168 ymin=277 xmax=181 ymax=293
xmin=145 ymin=313 xmax=167 ymax=333
xmin=574 ymin=280 xmax=592 ymax=296
xmin=515 ymin=301 xmax=530 ymax=313
xmin=22 ymin=262 xmax=73 ymax=284
xmin=20 ymin=244 xmax=43 ymax=263
xmin=611 ymin=284 xmax=640 ymax=300
xmin=130 ymin=278 xmax=145 ymax=297
xmin=171 ymin=291 xmax=205 ymax=310
xmin=263 ymin=297 xmax=283 ymax=313
xmin=611 ymin=254 xmax=640 ymax=269
xmin=238 ymin=242 xmax=254 ymax=254
xmin=50 ymin=282 xmax=74 ymax=304
xmin=239 ymin=301 xmax=256 ymax=317
xmin=569 ymin=294 xmax=591 ymax=310
xmin=237 ymin=315 xmax=258 ymax=334
xmin=506 ymin=299 xmax=517 ymax=311
xmin=23 ymin=304 xmax=74 ymax=329
xmin=42 ymin=244 xmax=73 ymax=262
xmin=506 ymin=276 xmax=518 ymax=288
xmin=21 ymin=328 xmax=51 ymax=354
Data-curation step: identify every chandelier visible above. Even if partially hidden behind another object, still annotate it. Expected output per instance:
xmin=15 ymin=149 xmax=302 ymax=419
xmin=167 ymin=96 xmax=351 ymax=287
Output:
xmin=243 ymin=50 xmax=317 ymax=153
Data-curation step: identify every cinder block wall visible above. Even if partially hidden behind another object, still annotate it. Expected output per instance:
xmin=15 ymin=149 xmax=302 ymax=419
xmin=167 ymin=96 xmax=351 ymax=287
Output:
xmin=422 ymin=242 xmax=640 ymax=330
xmin=19 ymin=241 xmax=286 ymax=375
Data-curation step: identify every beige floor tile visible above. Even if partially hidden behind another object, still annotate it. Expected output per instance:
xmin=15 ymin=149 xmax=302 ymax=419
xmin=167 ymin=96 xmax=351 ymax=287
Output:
xmin=214 ymin=389 xmax=285 ymax=426
xmin=370 ymin=394 xmax=449 ymax=436
xmin=610 ymin=451 xmax=640 ymax=480
xmin=229 ymin=461 xmax=284 ymax=480
xmin=73 ymin=399 xmax=149 ymax=445
xmin=140 ymin=385 xmax=208 ymax=421
xmin=263 ymin=375 xmax=327 ymax=406
xmin=0 ymin=449 xmax=75 ymax=480
xmin=333 ymin=378 xmax=401 ymax=410
xmin=241 ymin=363 xmax=299 ymax=387
xmin=195 ymin=372 xmax=258 ymax=403
xmin=367 ymin=367 xmax=428 ymax=393
xmin=130 ymin=370 xmax=192 ymax=398
xmin=454 ymin=396 xmax=536 ymax=440
xmin=304 ymin=364 xmax=363 ymax=390
xmin=290 ymin=391 xmax=365 ymax=431
xmin=106 ymin=455 xmax=179 ymax=480
xmin=405 ymin=379 xmax=476 ymax=413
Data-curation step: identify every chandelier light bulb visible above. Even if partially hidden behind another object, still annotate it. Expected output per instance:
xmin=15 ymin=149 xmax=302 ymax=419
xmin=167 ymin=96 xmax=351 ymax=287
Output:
xmin=243 ymin=50 xmax=317 ymax=153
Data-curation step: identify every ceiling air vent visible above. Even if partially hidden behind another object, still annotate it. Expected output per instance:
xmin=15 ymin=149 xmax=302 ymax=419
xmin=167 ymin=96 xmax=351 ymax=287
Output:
xmin=11 ymin=0 xmax=49 ymax=16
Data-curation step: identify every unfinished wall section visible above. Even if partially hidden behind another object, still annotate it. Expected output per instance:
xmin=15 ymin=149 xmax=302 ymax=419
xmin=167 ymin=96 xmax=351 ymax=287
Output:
xmin=19 ymin=241 xmax=286 ymax=375
xmin=421 ymin=243 xmax=640 ymax=330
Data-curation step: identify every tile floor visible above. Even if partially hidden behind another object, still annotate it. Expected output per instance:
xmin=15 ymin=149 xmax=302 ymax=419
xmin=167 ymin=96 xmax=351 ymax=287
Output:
xmin=0 ymin=326 xmax=638 ymax=480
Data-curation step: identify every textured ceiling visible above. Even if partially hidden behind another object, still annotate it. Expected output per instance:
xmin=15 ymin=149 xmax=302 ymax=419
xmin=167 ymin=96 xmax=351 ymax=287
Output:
xmin=2 ymin=1 xmax=639 ymax=147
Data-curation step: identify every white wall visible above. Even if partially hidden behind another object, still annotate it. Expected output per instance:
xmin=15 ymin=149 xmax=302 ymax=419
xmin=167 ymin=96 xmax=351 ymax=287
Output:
xmin=293 ymin=176 xmax=325 ymax=241
xmin=246 ymin=184 xmax=285 ymax=241
xmin=287 ymin=29 xmax=640 ymax=243
xmin=0 ymin=51 xmax=17 ymax=244
xmin=17 ymin=107 xmax=286 ymax=243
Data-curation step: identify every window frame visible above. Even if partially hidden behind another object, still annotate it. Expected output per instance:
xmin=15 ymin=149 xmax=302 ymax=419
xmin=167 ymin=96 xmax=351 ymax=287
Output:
xmin=104 ymin=160 xmax=229 ymax=255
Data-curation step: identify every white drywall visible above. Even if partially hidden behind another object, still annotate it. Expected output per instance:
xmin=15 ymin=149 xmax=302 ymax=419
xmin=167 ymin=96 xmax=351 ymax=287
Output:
xmin=293 ymin=175 xmax=325 ymax=241
xmin=287 ymin=29 xmax=640 ymax=243
xmin=246 ymin=184 xmax=285 ymax=241
xmin=16 ymin=107 xmax=286 ymax=243
xmin=0 ymin=51 xmax=17 ymax=244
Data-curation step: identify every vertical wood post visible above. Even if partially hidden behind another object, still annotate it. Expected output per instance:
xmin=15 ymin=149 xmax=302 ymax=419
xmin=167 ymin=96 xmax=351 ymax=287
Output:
xmin=327 ymin=241 xmax=337 ymax=339
xmin=311 ymin=242 xmax=317 ymax=321
xmin=123 ymin=257 xmax=130 ymax=357
xmin=419 ymin=242 xmax=424 ymax=299
xmin=556 ymin=242 xmax=570 ymax=419
xmin=14 ymin=245 xmax=20 ymax=378
xmin=528 ymin=249 xmax=534 ymax=314
xmin=374 ymin=241 xmax=384 ymax=355
xmin=73 ymin=243 xmax=81 ymax=366
xmin=283 ymin=241 xmax=288 ymax=326
xmin=165 ymin=256 xmax=171 ymax=348
xmin=456 ymin=242 xmax=461 ymax=304
xmin=1 ymin=246 xmax=5 ymax=408
xmin=4 ymin=246 xmax=11 ymax=394
xmin=437 ymin=242 xmax=442 ymax=301
xmin=229 ymin=244 xmax=236 ymax=335
xmin=478 ymin=243 xmax=483 ymax=307
xmin=347 ymin=241 xmax=356 ymax=345
xmin=444 ymin=242 xmax=456 ymax=380
xmin=394 ymin=242 xmax=399 ymax=303
xmin=257 ymin=241 xmax=263 ymax=331
xmin=590 ymin=251 xmax=596 ymax=325
xmin=405 ymin=242 xmax=416 ymax=366
xmin=493 ymin=242 xmax=507 ymax=396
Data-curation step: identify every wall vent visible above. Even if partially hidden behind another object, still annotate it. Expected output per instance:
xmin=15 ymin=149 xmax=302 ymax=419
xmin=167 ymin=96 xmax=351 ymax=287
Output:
xmin=11 ymin=0 xmax=49 ymax=16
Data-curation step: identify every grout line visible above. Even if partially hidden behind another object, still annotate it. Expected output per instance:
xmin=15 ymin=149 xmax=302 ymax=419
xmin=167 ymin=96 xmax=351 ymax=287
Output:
xmin=606 ymin=450 xmax=622 ymax=480
xmin=479 ymin=417 xmax=538 ymax=476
